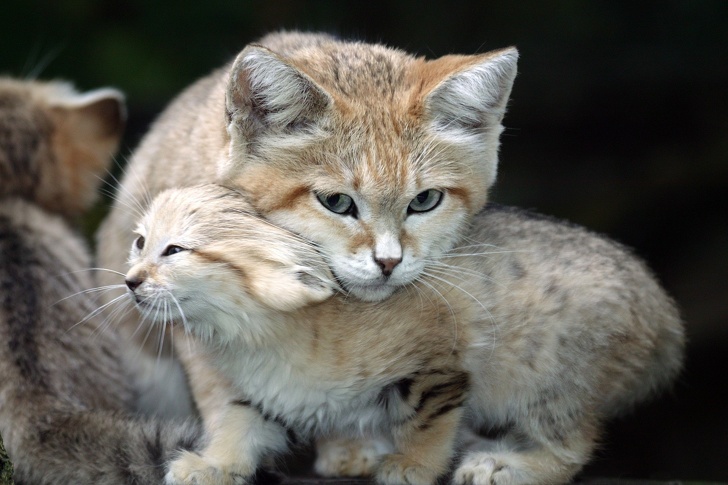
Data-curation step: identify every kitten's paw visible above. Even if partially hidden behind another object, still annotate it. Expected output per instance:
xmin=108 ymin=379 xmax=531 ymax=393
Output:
xmin=376 ymin=453 xmax=438 ymax=485
xmin=453 ymin=452 xmax=525 ymax=485
xmin=164 ymin=451 xmax=253 ymax=485
xmin=314 ymin=437 xmax=388 ymax=477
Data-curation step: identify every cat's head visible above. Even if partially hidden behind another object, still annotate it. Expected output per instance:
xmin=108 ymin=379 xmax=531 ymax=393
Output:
xmin=0 ymin=77 xmax=125 ymax=218
xmin=222 ymin=34 xmax=518 ymax=301
xmin=125 ymin=184 xmax=336 ymax=343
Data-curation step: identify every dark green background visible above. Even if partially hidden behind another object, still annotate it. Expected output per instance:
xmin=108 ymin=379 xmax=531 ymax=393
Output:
xmin=3 ymin=1 xmax=727 ymax=481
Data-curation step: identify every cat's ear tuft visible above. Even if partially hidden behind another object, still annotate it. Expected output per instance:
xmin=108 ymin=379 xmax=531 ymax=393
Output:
xmin=424 ymin=47 xmax=518 ymax=138
xmin=226 ymin=45 xmax=333 ymax=139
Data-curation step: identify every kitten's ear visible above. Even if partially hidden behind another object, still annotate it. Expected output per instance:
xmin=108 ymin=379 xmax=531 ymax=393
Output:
xmin=423 ymin=47 xmax=518 ymax=138
xmin=226 ymin=45 xmax=333 ymax=139
xmin=252 ymin=256 xmax=337 ymax=312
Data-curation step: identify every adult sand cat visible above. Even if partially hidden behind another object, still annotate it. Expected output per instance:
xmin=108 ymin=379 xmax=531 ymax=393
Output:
xmin=0 ymin=78 xmax=201 ymax=484
xmin=124 ymin=184 xmax=683 ymax=485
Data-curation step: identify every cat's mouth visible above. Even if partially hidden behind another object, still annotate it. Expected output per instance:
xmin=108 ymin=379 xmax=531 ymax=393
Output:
xmin=132 ymin=295 xmax=189 ymax=309
xmin=333 ymin=272 xmax=398 ymax=302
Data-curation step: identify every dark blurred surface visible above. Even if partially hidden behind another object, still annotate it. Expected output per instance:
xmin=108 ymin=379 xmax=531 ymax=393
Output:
xmin=2 ymin=1 xmax=726 ymax=481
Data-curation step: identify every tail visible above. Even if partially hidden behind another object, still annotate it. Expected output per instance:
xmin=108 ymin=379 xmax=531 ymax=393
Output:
xmin=8 ymin=409 xmax=203 ymax=485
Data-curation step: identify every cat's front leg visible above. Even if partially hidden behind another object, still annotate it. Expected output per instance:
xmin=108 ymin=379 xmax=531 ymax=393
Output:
xmin=377 ymin=370 xmax=469 ymax=485
xmin=453 ymin=417 xmax=599 ymax=485
xmin=165 ymin=401 xmax=288 ymax=485
xmin=314 ymin=435 xmax=393 ymax=477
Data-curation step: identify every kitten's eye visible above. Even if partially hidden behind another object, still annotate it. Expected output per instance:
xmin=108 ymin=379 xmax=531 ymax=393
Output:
xmin=316 ymin=192 xmax=356 ymax=216
xmin=162 ymin=245 xmax=186 ymax=256
xmin=135 ymin=236 xmax=145 ymax=250
xmin=408 ymin=189 xmax=443 ymax=213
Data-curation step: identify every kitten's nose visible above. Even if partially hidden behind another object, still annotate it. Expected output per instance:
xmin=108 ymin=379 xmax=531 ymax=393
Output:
xmin=125 ymin=276 xmax=143 ymax=292
xmin=375 ymin=257 xmax=402 ymax=277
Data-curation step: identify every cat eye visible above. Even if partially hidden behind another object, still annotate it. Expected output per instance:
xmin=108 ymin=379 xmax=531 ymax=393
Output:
xmin=408 ymin=189 xmax=443 ymax=214
xmin=316 ymin=192 xmax=356 ymax=216
xmin=162 ymin=245 xmax=186 ymax=256
xmin=135 ymin=236 xmax=145 ymax=250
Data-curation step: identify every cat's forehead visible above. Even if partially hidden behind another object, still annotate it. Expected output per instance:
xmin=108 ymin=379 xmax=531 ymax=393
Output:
xmin=314 ymin=130 xmax=469 ymax=199
xmin=295 ymin=43 xmax=413 ymax=100
xmin=141 ymin=185 xmax=261 ymax=238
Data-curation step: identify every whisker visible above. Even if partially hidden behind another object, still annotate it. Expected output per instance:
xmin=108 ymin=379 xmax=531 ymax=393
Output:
xmin=421 ymin=270 xmax=486 ymax=312
xmin=52 ymin=284 xmax=126 ymax=307
xmin=420 ymin=269 xmax=499 ymax=363
xmin=64 ymin=292 xmax=129 ymax=335
xmin=414 ymin=276 xmax=460 ymax=357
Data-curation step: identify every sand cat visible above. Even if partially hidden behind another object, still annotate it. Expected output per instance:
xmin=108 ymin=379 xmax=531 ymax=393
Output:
xmin=124 ymin=183 xmax=683 ymax=485
xmin=0 ymin=77 xmax=201 ymax=484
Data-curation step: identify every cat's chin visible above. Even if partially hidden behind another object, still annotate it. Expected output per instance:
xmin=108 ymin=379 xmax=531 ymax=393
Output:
xmin=342 ymin=282 xmax=398 ymax=302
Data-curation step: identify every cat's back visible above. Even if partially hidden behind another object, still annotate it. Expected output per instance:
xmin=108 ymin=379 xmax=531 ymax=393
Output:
xmin=470 ymin=204 xmax=674 ymax=302
xmin=460 ymin=205 xmax=683 ymax=413
xmin=127 ymin=65 xmax=230 ymax=190
xmin=0 ymin=199 xmax=133 ymax=412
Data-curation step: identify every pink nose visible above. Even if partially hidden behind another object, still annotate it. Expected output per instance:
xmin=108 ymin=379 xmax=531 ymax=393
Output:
xmin=375 ymin=257 xmax=402 ymax=276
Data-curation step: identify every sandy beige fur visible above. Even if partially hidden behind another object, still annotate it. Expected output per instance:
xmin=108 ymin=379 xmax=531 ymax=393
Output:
xmin=124 ymin=184 xmax=684 ymax=485
xmin=96 ymin=32 xmax=519 ymax=419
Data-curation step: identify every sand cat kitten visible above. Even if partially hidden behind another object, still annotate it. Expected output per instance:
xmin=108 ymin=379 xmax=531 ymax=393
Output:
xmin=125 ymin=184 xmax=683 ymax=485
xmin=0 ymin=78 xmax=201 ymax=484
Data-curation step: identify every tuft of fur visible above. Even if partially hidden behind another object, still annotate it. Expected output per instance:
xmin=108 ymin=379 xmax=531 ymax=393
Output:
xmin=0 ymin=78 xmax=202 ymax=484
xmin=125 ymin=184 xmax=683 ymax=485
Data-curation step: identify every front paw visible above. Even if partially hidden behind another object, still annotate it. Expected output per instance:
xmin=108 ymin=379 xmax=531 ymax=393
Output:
xmin=315 ymin=437 xmax=389 ymax=477
xmin=453 ymin=452 xmax=523 ymax=485
xmin=165 ymin=450 xmax=254 ymax=485
xmin=376 ymin=453 xmax=439 ymax=485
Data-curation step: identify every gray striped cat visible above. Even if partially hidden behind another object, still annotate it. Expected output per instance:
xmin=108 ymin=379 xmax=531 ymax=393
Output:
xmin=0 ymin=78 xmax=202 ymax=484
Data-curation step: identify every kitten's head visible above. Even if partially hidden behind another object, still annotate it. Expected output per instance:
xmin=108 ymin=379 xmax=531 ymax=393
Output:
xmin=0 ymin=77 xmax=125 ymax=217
xmin=125 ymin=184 xmax=336 ymax=343
xmin=222 ymin=34 xmax=518 ymax=301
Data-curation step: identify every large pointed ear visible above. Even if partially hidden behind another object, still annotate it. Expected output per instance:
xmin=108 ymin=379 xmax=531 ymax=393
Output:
xmin=45 ymin=86 xmax=126 ymax=214
xmin=49 ymin=88 xmax=126 ymax=182
xmin=226 ymin=45 xmax=333 ymax=139
xmin=51 ymin=87 xmax=126 ymax=157
xmin=424 ymin=47 xmax=518 ymax=138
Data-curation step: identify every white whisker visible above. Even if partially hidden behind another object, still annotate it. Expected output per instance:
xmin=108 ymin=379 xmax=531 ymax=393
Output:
xmin=414 ymin=275 xmax=460 ymax=357
xmin=64 ymin=292 xmax=129 ymax=335
xmin=52 ymin=284 xmax=126 ymax=307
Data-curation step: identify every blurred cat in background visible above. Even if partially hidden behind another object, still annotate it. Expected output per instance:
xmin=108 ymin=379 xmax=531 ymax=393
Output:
xmin=0 ymin=77 xmax=202 ymax=485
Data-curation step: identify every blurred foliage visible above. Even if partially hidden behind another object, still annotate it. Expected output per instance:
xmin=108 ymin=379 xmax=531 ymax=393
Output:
xmin=0 ymin=431 xmax=12 ymax=485
xmin=2 ymin=0 xmax=727 ymax=481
